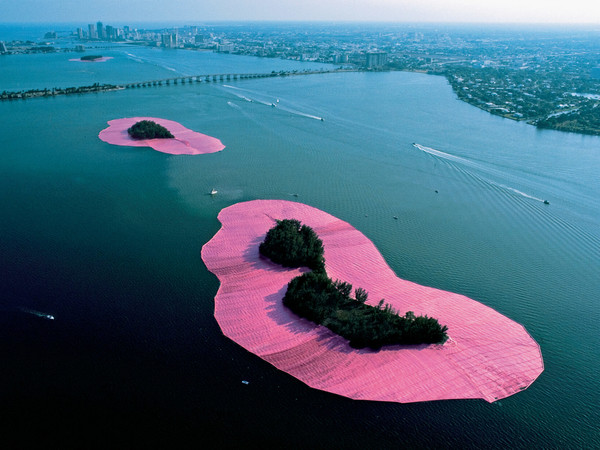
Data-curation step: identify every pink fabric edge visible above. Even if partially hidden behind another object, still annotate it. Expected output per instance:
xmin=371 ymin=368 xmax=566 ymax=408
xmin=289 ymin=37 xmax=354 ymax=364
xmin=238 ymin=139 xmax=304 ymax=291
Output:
xmin=98 ymin=117 xmax=225 ymax=155
xmin=201 ymin=200 xmax=544 ymax=403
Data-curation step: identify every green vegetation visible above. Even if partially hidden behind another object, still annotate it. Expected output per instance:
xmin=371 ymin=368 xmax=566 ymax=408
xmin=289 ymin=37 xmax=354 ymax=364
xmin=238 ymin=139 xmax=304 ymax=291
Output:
xmin=80 ymin=55 xmax=103 ymax=61
xmin=259 ymin=219 xmax=448 ymax=349
xmin=447 ymin=67 xmax=600 ymax=134
xmin=535 ymin=101 xmax=600 ymax=136
xmin=127 ymin=120 xmax=174 ymax=140
xmin=0 ymin=83 xmax=121 ymax=101
xmin=259 ymin=219 xmax=325 ymax=272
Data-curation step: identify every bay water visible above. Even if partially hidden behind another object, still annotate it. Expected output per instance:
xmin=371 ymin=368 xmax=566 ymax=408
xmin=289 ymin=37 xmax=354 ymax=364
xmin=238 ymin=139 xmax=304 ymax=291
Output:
xmin=1 ymin=32 xmax=599 ymax=448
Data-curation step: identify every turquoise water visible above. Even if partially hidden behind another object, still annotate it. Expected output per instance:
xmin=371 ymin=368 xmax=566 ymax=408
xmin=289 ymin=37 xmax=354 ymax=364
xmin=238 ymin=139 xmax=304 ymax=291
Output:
xmin=1 ymin=45 xmax=599 ymax=448
xmin=0 ymin=44 xmax=333 ymax=92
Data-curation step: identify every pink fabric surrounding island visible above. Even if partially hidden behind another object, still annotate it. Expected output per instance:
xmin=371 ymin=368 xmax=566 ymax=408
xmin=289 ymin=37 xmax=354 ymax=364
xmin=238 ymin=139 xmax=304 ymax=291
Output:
xmin=202 ymin=200 xmax=544 ymax=403
xmin=69 ymin=56 xmax=114 ymax=62
xmin=98 ymin=117 xmax=225 ymax=155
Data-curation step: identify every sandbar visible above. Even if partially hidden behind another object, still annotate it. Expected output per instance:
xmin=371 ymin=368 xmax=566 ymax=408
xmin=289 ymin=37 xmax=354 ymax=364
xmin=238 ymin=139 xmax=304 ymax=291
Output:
xmin=98 ymin=117 xmax=225 ymax=155
xmin=69 ymin=56 xmax=114 ymax=62
xmin=201 ymin=200 xmax=544 ymax=403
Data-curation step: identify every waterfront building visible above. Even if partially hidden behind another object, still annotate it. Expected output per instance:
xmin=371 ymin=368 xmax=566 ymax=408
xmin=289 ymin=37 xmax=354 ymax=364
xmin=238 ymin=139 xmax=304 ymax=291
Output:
xmin=97 ymin=22 xmax=104 ymax=39
xmin=0 ymin=41 xmax=7 ymax=53
xmin=366 ymin=51 xmax=388 ymax=69
xmin=217 ymin=42 xmax=234 ymax=53
xmin=333 ymin=53 xmax=349 ymax=64
xmin=105 ymin=25 xmax=115 ymax=40
xmin=161 ymin=33 xmax=178 ymax=48
xmin=88 ymin=24 xmax=97 ymax=40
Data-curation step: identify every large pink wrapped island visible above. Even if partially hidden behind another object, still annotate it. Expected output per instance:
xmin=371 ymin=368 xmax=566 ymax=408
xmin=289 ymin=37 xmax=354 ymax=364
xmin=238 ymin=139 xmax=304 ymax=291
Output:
xmin=202 ymin=200 xmax=544 ymax=403
xmin=99 ymin=117 xmax=225 ymax=155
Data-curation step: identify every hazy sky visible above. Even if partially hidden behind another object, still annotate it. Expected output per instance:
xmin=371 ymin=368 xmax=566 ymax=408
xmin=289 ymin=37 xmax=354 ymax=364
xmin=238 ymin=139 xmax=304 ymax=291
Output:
xmin=3 ymin=0 xmax=600 ymax=24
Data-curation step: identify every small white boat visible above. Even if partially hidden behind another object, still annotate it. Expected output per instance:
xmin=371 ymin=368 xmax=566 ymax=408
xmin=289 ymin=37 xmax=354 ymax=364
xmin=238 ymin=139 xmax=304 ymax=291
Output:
xmin=210 ymin=189 xmax=218 ymax=195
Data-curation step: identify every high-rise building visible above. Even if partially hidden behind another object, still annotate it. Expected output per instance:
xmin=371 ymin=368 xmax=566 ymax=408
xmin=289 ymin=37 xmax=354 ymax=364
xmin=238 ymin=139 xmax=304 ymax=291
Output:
xmin=97 ymin=22 xmax=104 ymax=39
xmin=77 ymin=28 xmax=84 ymax=39
xmin=333 ymin=53 xmax=349 ymax=64
xmin=365 ymin=51 xmax=388 ymax=69
xmin=88 ymin=24 xmax=97 ymax=39
xmin=161 ymin=33 xmax=178 ymax=48
xmin=105 ymin=25 xmax=114 ymax=40
xmin=217 ymin=42 xmax=234 ymax=53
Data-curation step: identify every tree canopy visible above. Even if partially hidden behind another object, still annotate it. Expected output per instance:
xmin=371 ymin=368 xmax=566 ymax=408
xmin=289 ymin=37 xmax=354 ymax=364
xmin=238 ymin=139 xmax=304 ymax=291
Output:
xmin=260 ymin=219 xmax=448 ymax=349
xmin=259 ymin=219 xmax=325 ymax=272
xmin=80 ymin=55 xmax=102 ymax=61
xmin=127 ymin=120 xmax=174 ymax=140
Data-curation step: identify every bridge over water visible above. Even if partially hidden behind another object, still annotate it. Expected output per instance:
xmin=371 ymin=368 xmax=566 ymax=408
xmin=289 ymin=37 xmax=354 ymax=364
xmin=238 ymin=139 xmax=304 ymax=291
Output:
xmin=1 ymin=68 xmax=359 ymax=101
xmin=121 ymin=69 xmax=352 ymax=89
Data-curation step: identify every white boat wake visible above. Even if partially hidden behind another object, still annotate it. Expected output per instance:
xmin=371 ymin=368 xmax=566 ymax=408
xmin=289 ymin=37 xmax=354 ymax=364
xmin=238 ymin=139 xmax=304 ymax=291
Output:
xmin=19 ymin=308 xmax=54 ymax=320
xmin=412 ymin=143 xmax=548 ymax=204
xmin=222 ymin=85 xmax=324 ymax=120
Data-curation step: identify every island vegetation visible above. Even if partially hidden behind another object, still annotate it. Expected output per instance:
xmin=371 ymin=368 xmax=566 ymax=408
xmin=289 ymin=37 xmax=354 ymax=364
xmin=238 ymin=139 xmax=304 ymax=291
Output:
xmin=259 ymin=219 xmax=325 ymax=272
xmin=127 ymin=120 xmax=174 ymax=140
xmin=259 ymin=219 xmax=448 ymax=349
xmin=0 ymin=83 xmax=121 ymax=101
xmin=80 ymin=55 xmax=103 ymax=61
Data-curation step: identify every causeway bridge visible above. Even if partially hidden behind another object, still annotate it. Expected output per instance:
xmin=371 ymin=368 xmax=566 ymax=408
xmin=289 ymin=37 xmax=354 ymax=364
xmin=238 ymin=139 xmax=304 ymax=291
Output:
xmin=120 ymin=69 xmax=351 ymax=89
xmin=1 ymin=68 xmax=359 ymax=101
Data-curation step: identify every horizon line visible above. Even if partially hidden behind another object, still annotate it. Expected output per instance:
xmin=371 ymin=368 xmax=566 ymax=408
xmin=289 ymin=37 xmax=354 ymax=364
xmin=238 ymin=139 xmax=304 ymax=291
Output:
xmin=2 ymin=20 xmax=600 ymax=26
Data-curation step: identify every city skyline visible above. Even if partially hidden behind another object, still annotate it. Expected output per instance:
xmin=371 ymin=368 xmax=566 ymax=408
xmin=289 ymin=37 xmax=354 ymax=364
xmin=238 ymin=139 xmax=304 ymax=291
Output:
xmin=2 ymin=0 xmax=600 ymax=24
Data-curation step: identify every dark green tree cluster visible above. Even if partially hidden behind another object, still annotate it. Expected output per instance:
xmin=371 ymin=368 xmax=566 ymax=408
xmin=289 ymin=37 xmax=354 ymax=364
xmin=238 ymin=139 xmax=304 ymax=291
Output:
xmin=535 ymin=101 xmax=600 ymax=136
xmin=80 ymin=55 xmax=103 ymax=61
xmin=127 ymin=120 xmax=175 ymax=140
xmin=284 ymin=271 xmax=447 ymax=349
xmin=259 ymin=219 xmax=325 ymax=272
xmin=260 ymin=219 xmax=448 ymax=349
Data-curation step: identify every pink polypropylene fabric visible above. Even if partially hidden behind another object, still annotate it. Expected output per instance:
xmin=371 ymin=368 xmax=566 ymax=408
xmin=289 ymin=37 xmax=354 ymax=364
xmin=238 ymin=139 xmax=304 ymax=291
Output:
xmin=98 ymin=117 xmax=225 ymax=155
xmin=69 ymin=57 xmax=114 ymax=62
xmin=202 ymin=200 xmax=544 ymax=403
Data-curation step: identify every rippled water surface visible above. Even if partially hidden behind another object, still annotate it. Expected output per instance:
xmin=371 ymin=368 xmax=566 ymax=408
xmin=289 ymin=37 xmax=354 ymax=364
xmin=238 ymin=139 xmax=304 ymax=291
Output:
xmin=1 ymin=39 xmax=599 ymax=448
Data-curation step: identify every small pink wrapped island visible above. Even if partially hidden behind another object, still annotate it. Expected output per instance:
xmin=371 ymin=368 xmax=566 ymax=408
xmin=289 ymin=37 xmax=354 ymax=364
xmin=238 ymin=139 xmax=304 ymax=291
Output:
xmin=98 ymin=117 xmax=225 ymax=155
xmin=202 ymin=200 xmax=544 ymax=403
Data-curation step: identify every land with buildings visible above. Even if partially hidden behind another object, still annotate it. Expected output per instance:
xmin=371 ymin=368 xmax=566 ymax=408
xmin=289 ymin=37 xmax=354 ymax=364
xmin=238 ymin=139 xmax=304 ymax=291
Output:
xmin=2 ymin=22 xmax=599 ymax=135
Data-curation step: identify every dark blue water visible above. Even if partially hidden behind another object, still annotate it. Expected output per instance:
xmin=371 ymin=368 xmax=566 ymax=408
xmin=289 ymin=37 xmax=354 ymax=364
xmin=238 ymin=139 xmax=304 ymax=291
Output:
xmin=1 ymin=30 xmax=599 ymax=449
